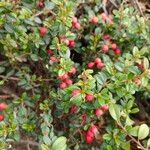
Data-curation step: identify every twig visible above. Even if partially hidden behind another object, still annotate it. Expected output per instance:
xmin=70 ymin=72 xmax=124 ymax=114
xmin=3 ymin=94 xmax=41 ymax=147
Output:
xmin=109 ymin=0 xmax=118 ymax=8
xmin=132 ymin=0 xmax=146 ymax=20
xmin=118 ymin=124 xmax=146 ymax=150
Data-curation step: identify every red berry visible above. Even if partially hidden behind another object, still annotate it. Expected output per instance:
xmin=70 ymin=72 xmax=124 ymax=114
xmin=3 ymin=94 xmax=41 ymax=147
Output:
xmin=69 ymin=67 xmax=77 ymax=75
xmin=101 ymin=104 xmax=109 ymax=111
xmin=95 ymin=58 xmax=102 ymax=64
xmin=0 ymin=115 xmax=4 ymax=122
xmin=69 ymin=40 xmax=75 ymax=47
xmin=87 ymin=129 xmax=94 ymax=138
xmin=91 ymin=16 xmax=99 ymax=24
xmin=115 ymin=48 xmax=121 ymax=55
xmin=90 ymin=125 xmax=98 ymax=134
xmin=86 ymin=133 xmax=94 ymax=144
xmin=0 ymin=103 xmax=8 ymax=111
xmin=50 ymin=56 xmax=58 ymax=62
xmin=101 ymin=13 xmax=108 ymax=22
xmin=87 ymin=62 xmax=95 ymax=69
xmin=95 ymin=108 xmax=104 ymax=117
xmin=39 ymin=27 xmax=47 ymax=37
xmin=59 ymin=82 xmax=67 ymax=89
xmin=64 ymin=39 xmax=69 ymax=45
xmin=111 ymin=43 xmax=117 ymax=50
xmin=37 ymin=1 xmax=45 ymax=9
xmin=71 ymin=89 xmax=81 ymax=97
xmin=72 ymin=17 xmax=78 ymax=24
xmin=65 ymin=79 xmax=73 ymax=86
xmin=137 ymin=63 xmax=144 ymax=70
xmin=47 ymin=49 xmax=53 ymax=55
xmin=69 ymin=105 xmax=78 ymax=114
xmin=96 ymin=63 xmax=105 ymax=69
xmin=85 ymin=94 xmax=94 ymax=102
xmin=103 ymin=34 xmax=111 ymax=41
xmin=102 ymin=45 xmax=109 ymax=53
xmin=74 ymin=22 xmax=81 ymax=29
xmin=60 ymin=74 xmax=69 ymax=81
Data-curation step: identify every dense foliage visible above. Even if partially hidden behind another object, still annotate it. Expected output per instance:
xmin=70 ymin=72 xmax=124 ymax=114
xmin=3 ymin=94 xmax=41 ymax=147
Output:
xmin=0 ymin=0 xmax=150 ymax=149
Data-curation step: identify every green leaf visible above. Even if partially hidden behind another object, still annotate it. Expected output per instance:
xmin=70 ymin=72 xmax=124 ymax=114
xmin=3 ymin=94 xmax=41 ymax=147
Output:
xmin=41 ymin=144 xmax=50 ymax=150
xmin=147 ymin=138 xmax=150 ymax=148
xmin=43 ymin=136 xmax=51 ymax=145
xmin=51 ymin=136 xmax=67 ymax=150
xmin=143 ymin=58 xmax=149 ymax=70
xmin=0 ymin=67 xmax=5 ymax=74
xmin=30 ymin=54 xmax=38 ymax=61
xmin=138 ymin=124 xmax=149 ymax=140
xmin=128 ymin=126 xmax=139 ymax=137
xmin=114 ymin=62 xmax=124 ymax=72
xmin=125 ymin=116 xmax=134 ymax=126
xmin=70 ymin=94 xmax=83 ymax=106
xmin=109 ymin=104 xmax=121 ymax=121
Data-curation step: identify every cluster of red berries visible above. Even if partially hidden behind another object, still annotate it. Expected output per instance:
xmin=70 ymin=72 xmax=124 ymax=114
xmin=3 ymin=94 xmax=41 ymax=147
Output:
xmin=90 ymin=13 xmax=113 ymax=25
xmin=0 ymin=103 xmax=8 ymax=122
xmin=95 ymin=104 xmax=109 ymax=117
xmin=72 ymin=17 xmax=81 ymax=30
xmin=87 ymin=58 xmax=105 ymax=69
xmin=59 ymin=67 xmax=77 ymax=89
xmin=61 ymin=38 xmax=75 ymax=47
xmin=86 ymin=125 xmax=98 ymax=144
xmin=102 ymin=35 xmax=121 ymax=55
xmin=71 ymin=89 xmax=95 ymax=102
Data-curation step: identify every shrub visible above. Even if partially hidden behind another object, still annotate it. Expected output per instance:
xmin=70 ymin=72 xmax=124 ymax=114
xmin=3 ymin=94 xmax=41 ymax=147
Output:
xmin=0 ymin=0 xmax=149 ymax=149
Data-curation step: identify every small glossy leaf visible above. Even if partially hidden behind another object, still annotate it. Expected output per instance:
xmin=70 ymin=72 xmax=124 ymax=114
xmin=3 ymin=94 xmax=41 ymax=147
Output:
xmin=138 ymin=124 xmax=149 ymax=140
xmin=109 ymin=104 xmax=121 ymax=121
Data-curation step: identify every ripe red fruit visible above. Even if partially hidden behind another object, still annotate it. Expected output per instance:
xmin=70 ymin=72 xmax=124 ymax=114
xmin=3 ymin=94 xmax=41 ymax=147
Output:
xmin=47 ymin=49 xmax=53 ymax=55
xmin=65 ymin=79 xmax=73 ymax=86
xmin=111 ymin=43 xmax=117 ymax=50
xmin=71 ymin=89 xmax=81 ymax=97
xmin=86 ymin=133 xmax=94 ymax=144
xmin=72 ymin=17 xmax=78 ymax=24
xmin=60 ymin=74 xmax=69 ymax=81
xmin=0 ymin=115 xmax=4 ymax=121
xmin=103 ymin=34 xmax=111 ymax=41
xmin=115 ymin=48 xmax=121 ymax=55
xmin=95 ymin=108 xmax=104 ymax=117
xmin=102 ymin=45 xmax=109 ymax=53
xmin=69 ymin=105 xmax=78 ymax=114
xmin=90 ymin=125 xmax=98 ymax=134
xmin=0 ymin=103 xmax=8 ymax=111
xmin=101 ymin=13 xmax=108 ymax=22
xmin=95 ymin=58 xmax=102 ymax=64
xmin=87 ymin=62 xmax=95 ymax=69
xmin=63 ymin=39 xmax=69 ymax=46
xmin=69 ymin=67 xmax=77 ymax=75
xmin=59 ymin=82 xmax=67 ymax=89
xmin=91 ymin=16 xmax=99 ymax=24
xmin=39 ymin=27 xmax=47 ymax=37
xmin=101 ymin=104 xmax=109 ymax=111
xmin=69 ymin=40 xmax=75 ymax=47
xmin=85 ymin=94 xmax=94 ymax=102
xmin=37 ymin=1 xmax=45 ymax=9
xmin=96 ymin=63 xmax=105 ymax=69
xmin=50 ymin=56 xmax=59 ymax=62
xmin=137 ymin=63 xmax=144 ymax=70
xmin=74 ymin=22 xmax=81 ymax=29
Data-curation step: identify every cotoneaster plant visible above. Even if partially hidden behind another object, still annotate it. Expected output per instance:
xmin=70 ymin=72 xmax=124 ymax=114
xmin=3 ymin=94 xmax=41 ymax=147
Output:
xmin=0 ymin=0 xmax=149 ymax=150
